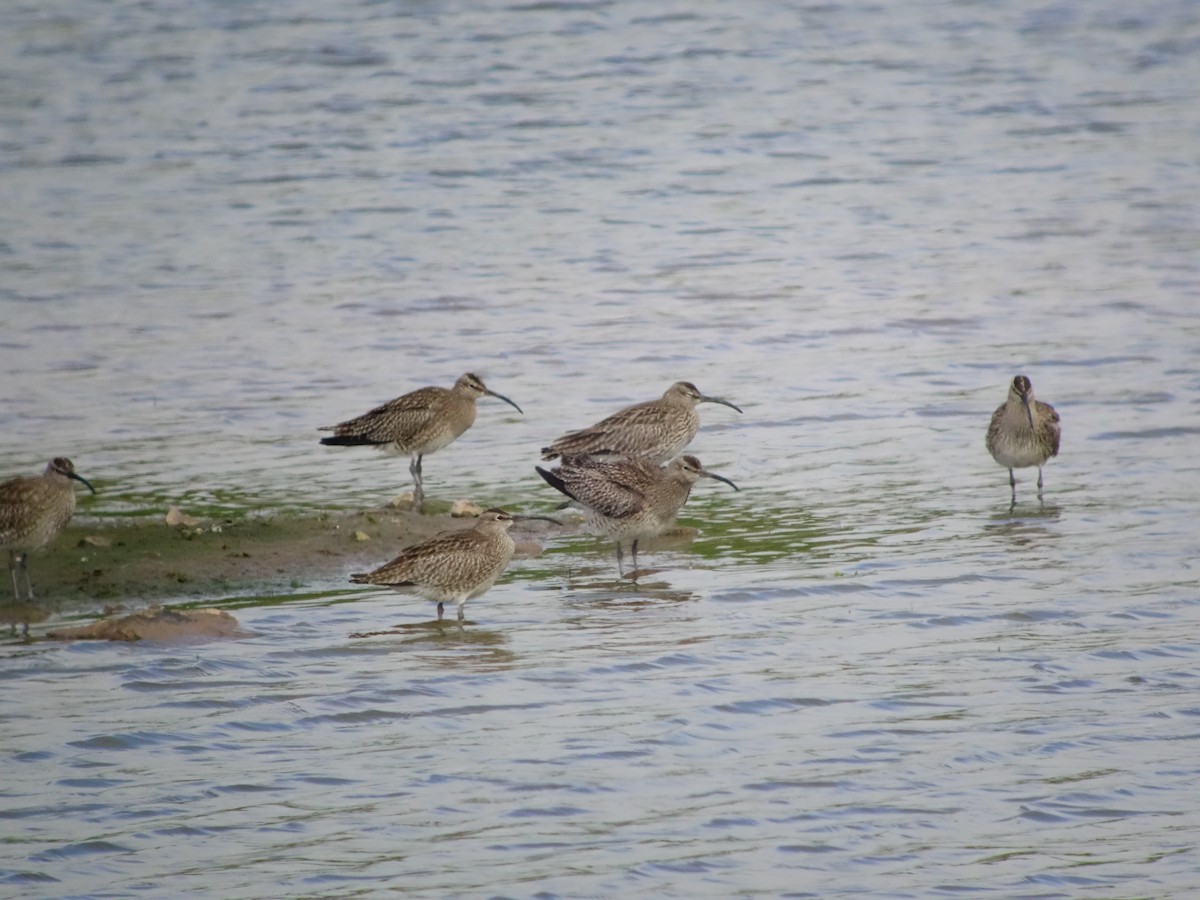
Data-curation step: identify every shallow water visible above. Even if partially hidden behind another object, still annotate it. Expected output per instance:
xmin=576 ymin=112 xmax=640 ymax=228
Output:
xmin=3 ymin=0 xmax=1200 ymax=896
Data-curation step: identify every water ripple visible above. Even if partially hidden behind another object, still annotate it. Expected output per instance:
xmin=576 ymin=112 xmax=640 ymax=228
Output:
xmin=2 ymin=0 xmax=1199 ymax=896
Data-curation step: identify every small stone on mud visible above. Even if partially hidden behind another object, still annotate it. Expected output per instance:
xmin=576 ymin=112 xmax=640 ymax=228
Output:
xmin=513 ymin=540 xmax=543 ymax=558
xmin=386 ymin=492 xmax=416 ymax=509
xmin=79 ymin=535 xmax=112 ymax=548
xmin=450 ymin=499 xmax=483 ymax=518
xmin=353 ymin=530 xmax=371 ymax=542
xmin=165 ymin=506 xmax=200 ymax=527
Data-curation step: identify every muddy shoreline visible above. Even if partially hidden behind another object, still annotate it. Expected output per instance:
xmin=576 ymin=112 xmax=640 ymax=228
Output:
xmin=7 ymin=504 xmax=559 ymax=612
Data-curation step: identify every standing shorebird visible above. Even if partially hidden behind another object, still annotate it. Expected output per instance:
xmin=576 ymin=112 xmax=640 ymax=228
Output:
xmin=540 ymin=381 xmax=742 ymax=463
xmin=986 ymin=374 xmax=1061 ymax=505
xmin=536 ymin=453 xmax=739 ymax=577
xmin=350 ymin=508 xmax=555 ymax=622
xmin=320 ymin=373 xmax=523 ymax=506
xmin=1 ymin=458 xmax=96 ymax=605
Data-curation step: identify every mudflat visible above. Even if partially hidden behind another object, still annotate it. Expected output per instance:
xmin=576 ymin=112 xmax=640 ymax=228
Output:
xmin=18 ymin=506 xmax=501 ymax=606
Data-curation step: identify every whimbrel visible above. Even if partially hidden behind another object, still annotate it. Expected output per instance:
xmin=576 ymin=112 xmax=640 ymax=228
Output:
xmin=320 ymin=373 xmax=522 ymax=506
xmin=986 ymin=375 xmax=1061 ymax=505
xmin=536 ymin=453 xmax=738 ymax=577
xmin=0 ymin=458 xmax=96 ymax=606
xmin=540 ymin=381 xmax=741 ymax=463
xmin=350 ymin=508 xmax=555 ymax=621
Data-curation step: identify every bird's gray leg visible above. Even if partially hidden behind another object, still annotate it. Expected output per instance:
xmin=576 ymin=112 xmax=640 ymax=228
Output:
xmin=19 ymin=553 xmax=34 ymax=602
xmin=1008 ymin=468 xmax=1017 ymax=508
xmin=615 ymin=542 xmax=624 ymax=576
xmin=631 ymin=540 xmax=640 ymax=581
xmin=457 ymin=602 xmax=465 ymax=622
xmin=410 ymin=454 xmax=425 ymax=506
xmin=437 ymin=600 xmax=444 ymax=621
xmin=8 ymin=551 xmax=19 ymax=602
xmin=1037 ymin=466 xmax=1045 ymax=503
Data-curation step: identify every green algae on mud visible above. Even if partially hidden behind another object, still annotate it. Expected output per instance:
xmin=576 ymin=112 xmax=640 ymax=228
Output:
xmin=26 ymin=507 xmax=483 ymax=607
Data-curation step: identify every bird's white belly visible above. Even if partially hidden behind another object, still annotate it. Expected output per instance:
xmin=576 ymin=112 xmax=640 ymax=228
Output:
xmin=990 ymin=433 xmax=1049 ymax=469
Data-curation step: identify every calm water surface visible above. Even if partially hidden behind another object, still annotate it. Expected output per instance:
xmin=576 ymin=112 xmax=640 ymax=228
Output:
xmin=2 ymin=0 xmax=1199 ymax=896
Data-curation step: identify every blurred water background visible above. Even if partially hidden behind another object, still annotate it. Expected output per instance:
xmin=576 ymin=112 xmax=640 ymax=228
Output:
xmin=2 ymin=0 xmax=1199 ymax=896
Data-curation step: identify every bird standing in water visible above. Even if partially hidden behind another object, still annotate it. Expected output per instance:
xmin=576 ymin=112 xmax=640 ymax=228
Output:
xmin=1 ymin=457 xmax=96 ymax=604
xmin=320 ymin=373 xmax=523 ymax=507
xmin=350 ymin=508 xmax=556 ymax=622
xmin=986 ymin=374 xmax=1061 ymax=505
xmin=536 ymin=453 xmax=739 ymax=578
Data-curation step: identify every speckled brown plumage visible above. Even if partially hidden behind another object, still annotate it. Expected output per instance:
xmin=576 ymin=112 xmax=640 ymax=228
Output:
xmin=986 ymin=374 xmax=1061 ymax=504
xmin=540 ymin=381 xmax=741 ymax=463
xmin=1 ymin=457 xmax=95 ymax=604
xmin=536 ymin=453 xmax=738 ymax=576
xmin=320 ymin=373 xmax=522 ymax=505
xmin=350 ymin=508 xmax=518 ymax=621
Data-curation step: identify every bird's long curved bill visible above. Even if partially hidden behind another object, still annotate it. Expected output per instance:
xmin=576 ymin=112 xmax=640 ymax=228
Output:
xmin=699 ymin=469 xmax=740 ymax=492
xmin=513 ymin=513 xmax=562 ymax=526
xmin=702 ymin=394 xmax=743 ymax=414
xmin=69 ymin=472 xmax=97 ymax=495
xmin=1021 ymin=395 xmax=1034 ymax=431
xmin=488 ymin=389 xmax=524 ymax=414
